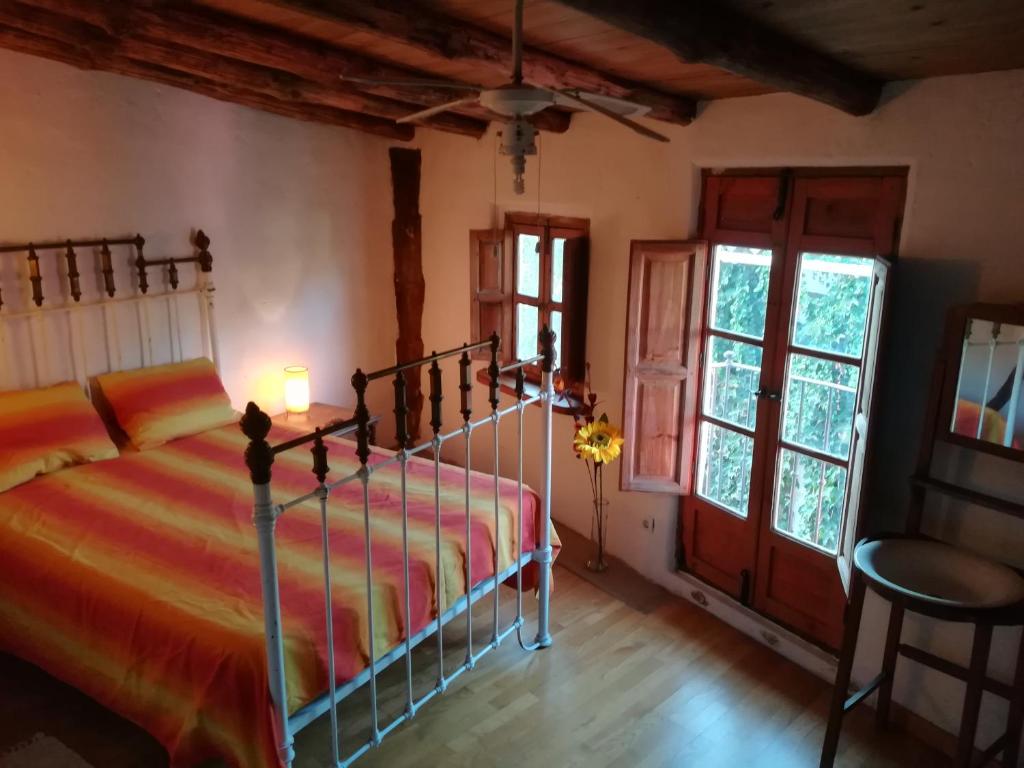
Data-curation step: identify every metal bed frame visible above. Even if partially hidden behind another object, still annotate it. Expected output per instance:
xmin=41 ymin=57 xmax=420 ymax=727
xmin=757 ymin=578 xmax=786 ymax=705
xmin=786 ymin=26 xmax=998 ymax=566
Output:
xmin=240 ymin=328 xmax=557 ymax=768
xmin=0 ymin=230 xmax=217 ymax=392
xmin=0 ymin=229 xmax=555 ymax=768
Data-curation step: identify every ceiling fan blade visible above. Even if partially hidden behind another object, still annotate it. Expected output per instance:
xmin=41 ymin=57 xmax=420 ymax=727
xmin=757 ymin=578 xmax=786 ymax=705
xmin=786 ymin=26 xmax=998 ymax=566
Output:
xmin=341 ymin=75 xmax=482 ymax=92
xmin=396 ymin=97 xmax=481 ymax=124
xmin=551 ymin=90 xmax=651 ymax=117
xmin=555 ymin=89 xmax=670 ymax=143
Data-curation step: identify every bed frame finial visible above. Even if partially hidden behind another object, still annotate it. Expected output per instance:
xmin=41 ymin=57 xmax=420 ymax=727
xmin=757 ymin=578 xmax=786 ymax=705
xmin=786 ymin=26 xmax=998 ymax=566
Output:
xmin=133 ymin=234 xmax=149 ymax=294
xmin=429 ymin=357 xmax=443 ymax=435
xmin=64 ymin=241 xmax=82 ymax=303
xmin=311 ymin=430 xmax=330 ymax=484
xmin=539 ymin=324 xmax=556 ymax=373
xmin=459 ymin=348 xmax=473 ymax=422
xmin=27 ymin=245 xmax=43 ymax=307
xmin=487 ymin=332 xmax=501 ymax=412
xmin=351 ymin=369 xmax=372 ymax=466
xmin=99 ymin=240 xmax=116 ymax=298
xmin=393 ymin=370 xmax=409 ymax=449
xmin=241 ymin=402 xmax=275 ymax=484
xmin=194 ymin=230 xmax=213 ymax=272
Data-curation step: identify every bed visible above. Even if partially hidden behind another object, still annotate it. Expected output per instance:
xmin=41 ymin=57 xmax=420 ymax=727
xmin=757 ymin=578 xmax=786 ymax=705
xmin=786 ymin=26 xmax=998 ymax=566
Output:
xmin=0 ymin=231 xmax=558 ymax=768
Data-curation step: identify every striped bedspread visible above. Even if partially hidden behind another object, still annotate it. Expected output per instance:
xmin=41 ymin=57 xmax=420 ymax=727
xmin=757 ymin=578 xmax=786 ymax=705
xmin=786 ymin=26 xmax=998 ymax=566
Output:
xmin=0 ymin=421 xmax=554 ymax=767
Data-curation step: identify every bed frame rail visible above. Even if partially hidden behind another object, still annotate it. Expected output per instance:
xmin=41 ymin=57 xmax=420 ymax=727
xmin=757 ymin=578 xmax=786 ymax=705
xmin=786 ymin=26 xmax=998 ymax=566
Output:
xmin=241 ymin=327 xmax=557 ymax=768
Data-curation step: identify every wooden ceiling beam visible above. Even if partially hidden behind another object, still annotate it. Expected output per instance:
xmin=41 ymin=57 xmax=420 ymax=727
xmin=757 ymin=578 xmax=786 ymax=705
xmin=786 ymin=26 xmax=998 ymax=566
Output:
xmin=12 ymin=0 xmax=569 ymax=134
xmin=556 ymin=0 xmax=883 ymax=116
xmin=264 ymin=0 xmax=696 ymax=125
xmin=0 ymin=1 xmax=487 ymax=137
xmin=0 ymin=20 xmax=415 ymax=140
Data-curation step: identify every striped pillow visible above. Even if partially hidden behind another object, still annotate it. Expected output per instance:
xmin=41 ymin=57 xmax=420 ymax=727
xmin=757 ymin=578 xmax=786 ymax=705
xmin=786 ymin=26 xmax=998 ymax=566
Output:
xmin=97 ymin=358 xmax=237 ymax=450
xmin=0 ymin=381 xmax=120 ymax=492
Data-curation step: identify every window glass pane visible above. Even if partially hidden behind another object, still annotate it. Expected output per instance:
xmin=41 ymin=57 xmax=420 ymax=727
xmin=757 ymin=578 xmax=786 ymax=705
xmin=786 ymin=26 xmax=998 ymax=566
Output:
xmin=551 ymin=238 xmax=564 ymax=303
xmin=782 ymin=353 xmax=859 ymax=459
xmin=773 ymin=448 xmax=847 ymax=553
xmin=703 ymin=336 xmax=761 ymax=430
xmin=516 ymin=233 xmax=540 ymax=298
xmin=516 ymin=303 xmax=539 ymax=361
xmin=792 ymin=253 xmax=873 ymax=358
xmin=708 ymin=244 xmax=772 ymax=340
xmin=551 ymin=310 xmax=562 ymax=369
xmin=696 ymin=422 xmax=754 ymax=517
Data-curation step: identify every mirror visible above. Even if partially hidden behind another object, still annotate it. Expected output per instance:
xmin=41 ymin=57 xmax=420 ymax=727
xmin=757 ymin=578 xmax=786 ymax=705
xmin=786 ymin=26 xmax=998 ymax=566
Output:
xmin=950 ymin=316 xmax=1024 ymax=451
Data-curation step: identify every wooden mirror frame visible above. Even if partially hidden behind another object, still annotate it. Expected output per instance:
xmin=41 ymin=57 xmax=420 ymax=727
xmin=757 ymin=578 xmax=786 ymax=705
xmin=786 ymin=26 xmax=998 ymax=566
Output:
xmin=937 ymin=302 xmax=1024 ymax=462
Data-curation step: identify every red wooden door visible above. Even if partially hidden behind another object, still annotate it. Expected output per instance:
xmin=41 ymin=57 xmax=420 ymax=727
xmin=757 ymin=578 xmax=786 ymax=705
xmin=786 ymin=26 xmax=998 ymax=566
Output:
xmin=750 ymin=176 xmax=902 ymax=648
xmin=682 ymin=175 xmax=788 ymax=600
xmin=681 ymin=172 xmax=905 ymax=648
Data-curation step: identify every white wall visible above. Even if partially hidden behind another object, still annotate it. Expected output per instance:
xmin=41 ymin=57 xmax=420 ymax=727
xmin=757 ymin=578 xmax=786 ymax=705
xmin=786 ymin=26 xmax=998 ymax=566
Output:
xmin=0 ymin=48 xmax=398 ymax=415
xmin=414 ymin=69 xmax=1024 ymax=746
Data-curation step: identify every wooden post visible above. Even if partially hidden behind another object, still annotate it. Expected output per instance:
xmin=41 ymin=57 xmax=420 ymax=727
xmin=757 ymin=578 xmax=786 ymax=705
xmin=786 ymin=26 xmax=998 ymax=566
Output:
xmin=389 ymin=147 xmax=425 ymax=447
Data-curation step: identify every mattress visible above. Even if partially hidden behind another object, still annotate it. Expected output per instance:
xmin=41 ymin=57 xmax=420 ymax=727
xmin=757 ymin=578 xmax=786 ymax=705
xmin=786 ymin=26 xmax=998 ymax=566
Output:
xmin=0 ymin=420 xmax=554 ymax=767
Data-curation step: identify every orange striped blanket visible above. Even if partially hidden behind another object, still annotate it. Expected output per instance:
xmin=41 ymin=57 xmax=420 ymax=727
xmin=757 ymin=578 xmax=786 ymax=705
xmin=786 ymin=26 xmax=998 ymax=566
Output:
xmin=0 ymin=421 xmax=554 ymax=767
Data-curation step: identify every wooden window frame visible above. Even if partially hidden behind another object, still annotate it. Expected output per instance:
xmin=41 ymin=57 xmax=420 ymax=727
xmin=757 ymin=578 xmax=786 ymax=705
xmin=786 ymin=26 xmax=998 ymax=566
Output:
xmin=506 ymin=212 xmax=589 ymax=384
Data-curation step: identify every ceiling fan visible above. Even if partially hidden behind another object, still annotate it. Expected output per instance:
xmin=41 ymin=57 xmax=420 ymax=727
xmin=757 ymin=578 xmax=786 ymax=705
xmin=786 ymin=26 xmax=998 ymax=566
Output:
xmin=340 ymin=0 xmax=670 ymax=194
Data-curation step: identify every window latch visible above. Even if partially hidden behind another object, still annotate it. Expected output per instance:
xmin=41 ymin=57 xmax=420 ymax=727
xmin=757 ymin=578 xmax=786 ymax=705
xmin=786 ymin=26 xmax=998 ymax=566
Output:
xmin=753 ymin=388 xmax=782 ymax=402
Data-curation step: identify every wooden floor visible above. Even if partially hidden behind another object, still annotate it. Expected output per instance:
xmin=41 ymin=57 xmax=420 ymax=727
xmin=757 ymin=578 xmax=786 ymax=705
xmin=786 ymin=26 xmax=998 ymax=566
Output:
xmin=0 ymin=566 xmax=944 ymax=768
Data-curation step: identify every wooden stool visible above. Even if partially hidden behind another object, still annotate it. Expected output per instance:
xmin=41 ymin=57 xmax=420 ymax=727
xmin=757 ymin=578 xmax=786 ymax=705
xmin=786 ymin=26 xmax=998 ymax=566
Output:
xmin=820 ymin=535 xmax=1024 ymax=768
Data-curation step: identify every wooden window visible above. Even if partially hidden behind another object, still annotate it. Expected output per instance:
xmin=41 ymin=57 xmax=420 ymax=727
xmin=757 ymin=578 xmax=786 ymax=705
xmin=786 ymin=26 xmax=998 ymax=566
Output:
xmin=622 ymin=170 xmax=906 ymax=650
xmin=470 ymin=214 xmax=589 ymax=382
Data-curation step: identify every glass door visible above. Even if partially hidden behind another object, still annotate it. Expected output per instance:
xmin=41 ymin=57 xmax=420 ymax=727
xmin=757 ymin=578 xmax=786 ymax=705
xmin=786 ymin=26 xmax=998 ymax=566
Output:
xmin=771 ymin=253 xmax=875 ymax=553
xmin=684 ymin=172 xmax=904 ymax=648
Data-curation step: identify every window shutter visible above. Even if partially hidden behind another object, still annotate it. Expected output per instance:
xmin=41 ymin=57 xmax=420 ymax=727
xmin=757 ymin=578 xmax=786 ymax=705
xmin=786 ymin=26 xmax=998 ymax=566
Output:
xmin=837 ymin=259 xmax=889 ymax=594
xmin=621 ymin=240 xmax=707 ymax=493
xmin=559 ymin=234 xmax=589 ymax=382
xmin=469 ymin=229 xmax=511 ymax=361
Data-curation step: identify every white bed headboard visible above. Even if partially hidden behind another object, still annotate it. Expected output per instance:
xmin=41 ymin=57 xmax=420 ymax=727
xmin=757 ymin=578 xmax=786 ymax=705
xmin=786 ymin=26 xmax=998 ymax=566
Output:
xmin=0 ymin=230 xmax=218 ymax=393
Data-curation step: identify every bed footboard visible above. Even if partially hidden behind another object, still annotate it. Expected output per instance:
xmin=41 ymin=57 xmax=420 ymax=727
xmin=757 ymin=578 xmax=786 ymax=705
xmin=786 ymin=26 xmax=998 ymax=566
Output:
xmin=241 ymin=327 xmax=557 ymax=768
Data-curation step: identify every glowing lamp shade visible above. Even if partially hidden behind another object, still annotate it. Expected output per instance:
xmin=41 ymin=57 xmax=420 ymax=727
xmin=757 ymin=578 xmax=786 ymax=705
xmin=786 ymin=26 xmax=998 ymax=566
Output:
xmin=283 ymin=366 xmax=310 ymax=414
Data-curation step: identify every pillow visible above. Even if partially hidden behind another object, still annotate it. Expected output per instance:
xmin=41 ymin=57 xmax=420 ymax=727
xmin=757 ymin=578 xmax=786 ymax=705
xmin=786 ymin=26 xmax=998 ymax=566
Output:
xmin=97 ymin=358 xmax=236 ymax=450
xmin=0 ymin=381 xmax=120 ymax=492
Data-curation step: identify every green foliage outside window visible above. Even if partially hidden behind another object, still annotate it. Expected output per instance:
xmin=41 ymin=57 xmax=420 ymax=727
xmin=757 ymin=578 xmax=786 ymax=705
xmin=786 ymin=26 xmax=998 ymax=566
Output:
xmin=699 ymin=248 xmax=873 ymax=553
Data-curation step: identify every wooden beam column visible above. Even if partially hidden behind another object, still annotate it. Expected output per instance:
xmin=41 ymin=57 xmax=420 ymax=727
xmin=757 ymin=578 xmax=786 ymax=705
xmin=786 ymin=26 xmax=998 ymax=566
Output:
xmin=389 ymin=147 xmax=425 ymax=446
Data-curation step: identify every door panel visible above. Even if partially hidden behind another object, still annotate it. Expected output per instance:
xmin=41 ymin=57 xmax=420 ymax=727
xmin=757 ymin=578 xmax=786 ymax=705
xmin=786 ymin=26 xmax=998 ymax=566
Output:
xmin=760 ymin=540 xmax=844 ymax=647
xmin=633 ymin=378 xmax=685 ymax=481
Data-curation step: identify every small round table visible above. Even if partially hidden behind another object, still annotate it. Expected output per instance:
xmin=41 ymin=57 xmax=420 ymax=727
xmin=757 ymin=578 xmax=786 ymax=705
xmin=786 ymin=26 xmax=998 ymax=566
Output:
xmin=820 ymin=535 xmax=1024 ymax=768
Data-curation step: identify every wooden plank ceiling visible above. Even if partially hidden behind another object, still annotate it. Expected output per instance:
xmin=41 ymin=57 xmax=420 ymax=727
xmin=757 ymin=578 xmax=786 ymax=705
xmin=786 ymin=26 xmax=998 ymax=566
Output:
xmin=1 ymin=0 xmax=1022 ymax=141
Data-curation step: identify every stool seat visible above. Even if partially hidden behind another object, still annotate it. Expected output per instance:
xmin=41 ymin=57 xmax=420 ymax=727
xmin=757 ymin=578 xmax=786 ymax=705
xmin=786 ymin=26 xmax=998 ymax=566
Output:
xmin=855 ymin=538 xmax=1024 ymax=610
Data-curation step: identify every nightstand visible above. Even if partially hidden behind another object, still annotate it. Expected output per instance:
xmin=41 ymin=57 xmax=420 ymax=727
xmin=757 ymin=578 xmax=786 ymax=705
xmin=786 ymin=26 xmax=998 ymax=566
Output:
xmin=272 ymin=403 xmax=378 ymax=445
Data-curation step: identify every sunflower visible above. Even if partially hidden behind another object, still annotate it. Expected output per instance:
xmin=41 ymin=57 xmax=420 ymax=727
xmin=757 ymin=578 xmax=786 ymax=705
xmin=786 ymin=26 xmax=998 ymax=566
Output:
xmin=573 ymin=416 xmax=624 ymax=464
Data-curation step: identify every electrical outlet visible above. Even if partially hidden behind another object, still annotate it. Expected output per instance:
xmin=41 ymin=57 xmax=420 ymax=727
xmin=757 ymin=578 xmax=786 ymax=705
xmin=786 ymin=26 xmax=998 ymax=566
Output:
xmin=642 ymin=517 xmax=656 ymax=532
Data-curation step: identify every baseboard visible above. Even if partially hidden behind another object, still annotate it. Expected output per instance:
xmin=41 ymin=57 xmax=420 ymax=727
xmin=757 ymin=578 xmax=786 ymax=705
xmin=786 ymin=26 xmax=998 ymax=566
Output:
xmin=665 ymin=568 xmax=840 ymax=682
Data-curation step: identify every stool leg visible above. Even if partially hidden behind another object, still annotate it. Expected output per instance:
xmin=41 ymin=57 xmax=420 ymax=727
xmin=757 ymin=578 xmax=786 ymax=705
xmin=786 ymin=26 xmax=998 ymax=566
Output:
xmin=1002 ymin=630 xmax=1024 ymax=768
xmin=876 ymin=603 xmax=904 ymax=729
xmin=820 ymin=573 xmax=867 ymax=768
xmin=955 ymin=623 xmax=993 ymax=768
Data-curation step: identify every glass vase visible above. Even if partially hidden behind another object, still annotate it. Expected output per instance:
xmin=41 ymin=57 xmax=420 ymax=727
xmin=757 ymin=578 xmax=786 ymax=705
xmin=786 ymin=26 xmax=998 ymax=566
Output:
xmin=586 ymin=498 xmax=610 ymax=573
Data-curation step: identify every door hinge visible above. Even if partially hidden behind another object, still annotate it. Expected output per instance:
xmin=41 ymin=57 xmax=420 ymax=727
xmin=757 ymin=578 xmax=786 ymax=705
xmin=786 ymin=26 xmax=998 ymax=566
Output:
xmin=739 ymin=569 xmax=752 ymax=606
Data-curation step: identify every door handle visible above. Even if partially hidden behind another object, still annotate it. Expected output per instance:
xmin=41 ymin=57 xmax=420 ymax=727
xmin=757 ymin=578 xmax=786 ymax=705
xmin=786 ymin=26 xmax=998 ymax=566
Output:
xmin=753 ymin=388 xmax=782 ymax=402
